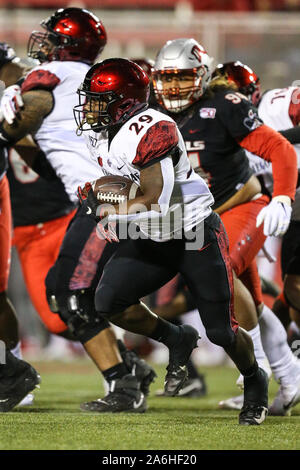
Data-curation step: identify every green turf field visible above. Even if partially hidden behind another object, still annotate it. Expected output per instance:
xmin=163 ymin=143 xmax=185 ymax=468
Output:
xmin=0 ymin=359 xmax=299 ymax=450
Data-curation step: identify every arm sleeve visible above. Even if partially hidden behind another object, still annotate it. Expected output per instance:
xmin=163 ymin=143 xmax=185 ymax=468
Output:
xmin=108 ymin=157 xmax=175 ymax=223
xmin=239 ymin=124 xmax=298 ymax=200
xmin=132 ymin=120 xmax=179 ymax=169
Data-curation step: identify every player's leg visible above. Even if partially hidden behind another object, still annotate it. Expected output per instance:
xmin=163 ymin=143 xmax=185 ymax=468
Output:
xmin=179 ymin=213 xmax=268 ymax=425
xmin=13 ymin=213 xmax=75 ymax=337
xmin=0 ymin=176 xmax=19 ymax=350
xmin=151 ymin=277 xmax=207 ymax=397
xmin=94 ymin=237 xmax=200 ymax=399
xmin=46 ymin=208 xmax=155 ymax=412
xmin=0 ymin=176 xmax=39 ymax=410
xmin=0 ymin=346 xmax=40 ymax=412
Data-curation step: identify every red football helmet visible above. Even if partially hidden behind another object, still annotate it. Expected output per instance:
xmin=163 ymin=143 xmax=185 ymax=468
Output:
xmin=74 ymin=58 xmax=150 ymax=132
xmin=130 ymin=58 xmax=154 ymax=79
xmin=27 ymin=7 xmax=107 ymax=64
xmin=213 ymin=61 xmax=261 ymax=106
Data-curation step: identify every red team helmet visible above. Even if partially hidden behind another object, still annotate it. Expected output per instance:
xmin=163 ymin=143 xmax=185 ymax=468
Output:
xmin=27 ymin=7 xmax=107 ymax=64
xmin=130 ymin=58 xmax=155 ymax=79
xmin=74 ymin=58 xmax=150 ymax=132
xmin=213 ymin=61 xmax=261 ymax=106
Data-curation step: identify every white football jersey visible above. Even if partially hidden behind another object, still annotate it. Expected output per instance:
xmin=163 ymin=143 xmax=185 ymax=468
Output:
xmin=21 ymin=61 xmax=104 ymax=202
xmin=246 ymin=87 xmax=300 ymax=221
xmin=85 ymin=107 xmax=214 ymax=241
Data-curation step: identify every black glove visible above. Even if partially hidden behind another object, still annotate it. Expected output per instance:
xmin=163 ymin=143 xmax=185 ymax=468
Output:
xmin=77 ymin=182 xmax=101 ymax=222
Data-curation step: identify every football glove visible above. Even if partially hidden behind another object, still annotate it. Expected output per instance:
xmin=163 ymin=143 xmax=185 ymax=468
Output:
xmin=256 ymin=195 xmax=292 ymax=237
xmin=96 ymin=218 xmax=119 ymax=243
xmin=0 ymin=84 xmax=24 ymax=124
xmin=77 ymin=182 xmax=101 ymax=221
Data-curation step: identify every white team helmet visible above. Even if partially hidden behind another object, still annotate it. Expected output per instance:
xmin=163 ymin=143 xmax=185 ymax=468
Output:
xmin=153 ymin=38 xmax=214 ymax=113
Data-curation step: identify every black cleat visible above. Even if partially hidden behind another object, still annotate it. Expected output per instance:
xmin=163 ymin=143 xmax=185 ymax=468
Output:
xmin=0 ymin=358 xmax=41 ymax=412
xmin=239 ymin=367 xmax=269 ymax=425
xmin=156 ymin=375 xmax=207 ymax=398
xmin=80 ymin=374 xmax=147 ymax=413
xmin=177 ymin=375 xmax=207 ymax=397
xmin=164 ymin=325 xmax=200 ymax=397
xmin=117 ymin=340 xmax=157 ymax=396
xmin=239 ymin=404 xmax=268 ymax=425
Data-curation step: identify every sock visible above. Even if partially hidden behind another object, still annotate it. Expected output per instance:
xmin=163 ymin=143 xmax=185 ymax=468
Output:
xmin=102 ymin=363 xmax=128 ymax=384
xmin=258 ymin=304 xmax=300 ymax=385
xmin=10 ymin=341 xmax=22 ymax=360
xmin=290 ymin=321 xmax=300 ymax=335
xmin=236 ymin=325 xmax=270 ymax=387
xmin=149 ymin=317 xmax=181 ymax=349
xmin=247 ymin=325 xmax=269 ymax=370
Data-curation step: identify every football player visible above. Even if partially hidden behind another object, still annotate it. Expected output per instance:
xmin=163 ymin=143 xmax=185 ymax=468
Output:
xmin=74 ymin=57 xmax=269 ymax=425
xmin=151 ymin=38 xmax=300 ymax=416
xmin=0 ymin=43 xmax=40 ymax=411
xmin=0 ymin=8 xmax=156 ymax=413
xmin=214 ymin=60 xmax=300 ymax=414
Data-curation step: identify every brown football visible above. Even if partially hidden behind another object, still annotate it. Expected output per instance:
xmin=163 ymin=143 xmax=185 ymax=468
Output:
xmin=91 ymin=175 xmax=143 ymax=205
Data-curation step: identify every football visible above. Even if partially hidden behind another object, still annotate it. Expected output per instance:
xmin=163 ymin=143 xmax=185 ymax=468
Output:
xmin=91 ymin=175 xmax=142 ymax=205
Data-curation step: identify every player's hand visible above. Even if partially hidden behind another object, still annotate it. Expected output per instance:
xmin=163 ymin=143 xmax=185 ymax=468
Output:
xmin=96 ymin=217 xmax=119 ymax=243
xmin=256 ymin=195 xmax=292 ymax=237
xmin=0 ymin=85 xmax=24 ymax=124
xmin=77 ymin=182 xmax=100 ymax=220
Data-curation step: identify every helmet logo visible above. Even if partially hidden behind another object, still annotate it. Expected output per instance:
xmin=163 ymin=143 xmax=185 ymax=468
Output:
xmin=190 ymin=45 xmax=204 ymax=64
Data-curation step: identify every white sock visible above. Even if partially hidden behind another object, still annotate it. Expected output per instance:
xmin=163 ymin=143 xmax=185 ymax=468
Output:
xmin=247 ymin=324 xmax=269 ymax=369
xmin=290 ymin=321 xmax=300 ymax=335
xmin=236 ymin=325 xmax=270 ymax=389
xmin=258 ymin=304 xmax=300 ymax=386
xmin=10 ymin=341 xmax=22 ymax=360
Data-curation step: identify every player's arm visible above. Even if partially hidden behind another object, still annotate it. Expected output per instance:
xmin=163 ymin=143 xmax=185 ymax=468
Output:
xmin=239 ymin=124 xmax=297 ymax=236
xmin=238 ymin=124 xmax=297 ymax=201
xmin=0 ymin=90 xmax=57 ymax=179
xmin=106 ymin=157 xmax=174 ymax=221
xmin=1 ymin=89 xmax=53 ymax=142
xmin=220 ymin=92 xmax=297 ymax=236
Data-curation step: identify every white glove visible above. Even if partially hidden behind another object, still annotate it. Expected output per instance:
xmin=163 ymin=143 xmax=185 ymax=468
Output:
xmin=0 ymin=84 xmax=24 ymax=124
xmin=256 ymin=195 xmax=292 ymax=237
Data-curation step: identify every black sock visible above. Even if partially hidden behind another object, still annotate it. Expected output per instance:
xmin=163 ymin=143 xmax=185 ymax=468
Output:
xmin=149 ymin=317 xmax=181 ymax=349
xmin=102 ymin=362 xmax=128 ymax=383
xmin=240 ymin=360 xmax=259 ymax=378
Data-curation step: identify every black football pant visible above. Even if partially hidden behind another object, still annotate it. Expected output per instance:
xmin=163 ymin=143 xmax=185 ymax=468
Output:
xmin=45 ymin=205 xmax=119 ymax=343
xmin=95 ymin=212 xmax=238 ymax=348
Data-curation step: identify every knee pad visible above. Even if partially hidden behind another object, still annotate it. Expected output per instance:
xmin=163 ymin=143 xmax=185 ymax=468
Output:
xmin=95 ymin=283 xmax=131 ymax=318
xmin=55 ymin=289 xmax=110 ymax=344
xmin=206 ymin=326 xmax=235 ymax=348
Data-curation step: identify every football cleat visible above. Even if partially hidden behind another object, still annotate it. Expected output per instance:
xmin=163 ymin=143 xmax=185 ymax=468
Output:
xmin=239 ymin=404 xmax=268 ymax=426
xmin=80 ymin=374 xmax=147 ymax=413
xmin=238 ymin=367 xmax=269 ymax=425
xmin=17 ymin=393 xmax=35 ymax=407
xmin=117 ymin=340 xmax=157 ymax=396
xmin=269 ymin=378 xmax=300 ymax=416
xmin=219 ymin=394 xmax=244 ymax=410
xmin=156 ymin=375 xmax=207 ymax=398
xmin=164 ymin=325 xmax=200 ymax=397
xmin=0 ymin=359 xmax=40 ymax=412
